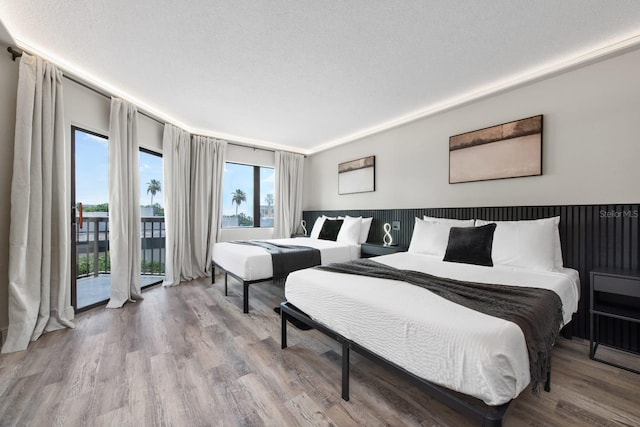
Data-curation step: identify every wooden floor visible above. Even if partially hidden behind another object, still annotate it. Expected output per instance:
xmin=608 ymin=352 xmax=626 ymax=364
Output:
xmin=1 ymin=275 xmax=639 ymax=427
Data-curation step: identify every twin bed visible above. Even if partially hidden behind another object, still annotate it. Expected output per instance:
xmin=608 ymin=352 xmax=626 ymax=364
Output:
xmin=211 ymin=237 xmax=360 ymax=312
xmin=211 ymin=215 xmax=580 ymax=425
xmin=212 ymin=213 xmax=369 ymax=313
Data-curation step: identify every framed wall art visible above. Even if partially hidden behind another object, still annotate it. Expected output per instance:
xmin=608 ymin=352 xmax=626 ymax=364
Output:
xmin=449 ymin=115 xmax=543 ymax=184
xmin=338 ymin=155 xmax=375 ymax=195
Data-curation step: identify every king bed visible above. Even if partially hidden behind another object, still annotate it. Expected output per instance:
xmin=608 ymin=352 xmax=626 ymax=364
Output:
xmin=279 ymin=216 xmax=580 ymax=425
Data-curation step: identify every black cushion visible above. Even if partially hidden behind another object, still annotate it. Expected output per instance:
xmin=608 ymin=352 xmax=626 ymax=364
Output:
xmin=443 ymin=223 xmax=497 ymax=267
xmin=318 ymin=219 xmax=343 ymax=241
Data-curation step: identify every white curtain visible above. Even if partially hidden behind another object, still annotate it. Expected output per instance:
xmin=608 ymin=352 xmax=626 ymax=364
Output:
xmin=163 ymin=125 xmax=227 ymax=286
xmin=3 ymin=53 xmax=74 ymax=353
xmin=190 ymin=135 xmax=227 ymax=277
xmin=163 ymin=124 xmax=193 ymax=285
xmin=106 ymin=98 xmax=142 ymax=308
xmin=273 ymin=151 xmax=305 ymax=238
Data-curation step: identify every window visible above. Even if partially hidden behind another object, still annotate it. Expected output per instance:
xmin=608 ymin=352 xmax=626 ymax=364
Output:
xmin=222 ymin=162 xmax=275 ymax=228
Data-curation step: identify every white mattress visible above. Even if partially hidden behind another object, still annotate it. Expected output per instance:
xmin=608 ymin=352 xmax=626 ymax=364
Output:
xmin=284 ymin=252 xmax=580 ymax=406
xmin=212 ymin=237 xmax=361 ymax=281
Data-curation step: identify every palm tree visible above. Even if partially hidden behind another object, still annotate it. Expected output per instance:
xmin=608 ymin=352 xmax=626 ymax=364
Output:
xmin=147 ymin=179 xmax=161 ymax=206
xmin=265 ymin=193 xmax=274 ymax=207
xmin=231 ymin=189 xmax=247 ymax=216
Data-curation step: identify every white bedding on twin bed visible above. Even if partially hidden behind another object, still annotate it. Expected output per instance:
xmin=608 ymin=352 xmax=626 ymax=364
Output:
xmin=212 ymin=237 xmax=361 ymax=281
xmin=284 ymin=252 xmax=580 ymax=406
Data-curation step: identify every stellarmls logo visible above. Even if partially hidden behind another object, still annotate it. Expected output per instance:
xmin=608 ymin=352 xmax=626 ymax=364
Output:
xmin=600 ymin=210 xmax=639 ymax=218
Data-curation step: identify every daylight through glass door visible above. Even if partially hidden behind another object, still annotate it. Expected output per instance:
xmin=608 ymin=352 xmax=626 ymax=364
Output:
xmin=72 ymin=128 xmax=165 ymax=311
xmin=72 ymin=127 xmax=110 ymax=309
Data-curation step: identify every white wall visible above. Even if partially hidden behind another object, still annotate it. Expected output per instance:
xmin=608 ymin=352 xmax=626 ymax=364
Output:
xmin=304 ymin=48 xmax=640 ymax=210
xmin=64 ymin=79 xmax=164 ymax=152
xmin=219 ymin=144 xmax=276 ymax=242
xmin=0 ymin=48 xmax=19 ymax=337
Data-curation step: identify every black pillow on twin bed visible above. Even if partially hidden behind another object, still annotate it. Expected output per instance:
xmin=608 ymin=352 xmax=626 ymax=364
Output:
xmin=318 ymin=219 xmax=343 ymax=241
xmin=443 ymin=223 xmax=497 ymax=267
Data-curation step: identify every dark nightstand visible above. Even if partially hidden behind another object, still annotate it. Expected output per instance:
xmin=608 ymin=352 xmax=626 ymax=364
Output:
xmin=291 ymin=234 xmax=309 ymax=238
xmin=361 ymin=242 xmax=407 ymax=258
xmin=590 ymin=268 xmax=640 ymax=374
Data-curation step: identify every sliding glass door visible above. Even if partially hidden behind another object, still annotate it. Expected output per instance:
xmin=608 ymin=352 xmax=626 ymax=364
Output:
xmin=71 ymin=127 xmax=165 ymax=311
xmin=139 ymin=148 xmax=165 ymax=286
xmin=71 ymin=127 xmax=111 ymax=310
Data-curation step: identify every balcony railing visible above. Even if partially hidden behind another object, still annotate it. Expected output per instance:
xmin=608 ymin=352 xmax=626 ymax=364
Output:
xmin=75 ymin=216 xmax=166 ymax=279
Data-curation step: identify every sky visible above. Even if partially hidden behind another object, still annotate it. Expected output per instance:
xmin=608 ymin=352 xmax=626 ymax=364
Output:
xmin=222 ymin=162 xmax=275 ymax=217
xmin=75 ymin=129 xmax=275 ymax=216
xmin=75 ymin=129 xmax=164 ymax=207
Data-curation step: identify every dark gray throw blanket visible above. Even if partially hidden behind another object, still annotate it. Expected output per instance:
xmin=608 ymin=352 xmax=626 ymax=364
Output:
xmin=231 ymin=241 xmax=321 ymax=281
xmin=317 ymin=259 xmax=563 ymax=395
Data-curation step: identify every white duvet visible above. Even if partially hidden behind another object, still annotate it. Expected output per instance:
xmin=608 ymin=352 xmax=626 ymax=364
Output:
xmin=212 ymin=238 xmax=361 ymax=281
xmin=284 ymin=252 xmax=580 ymax=406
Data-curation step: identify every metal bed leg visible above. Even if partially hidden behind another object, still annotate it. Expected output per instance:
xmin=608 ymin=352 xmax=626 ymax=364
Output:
xmin=281 ymin=308 xmax=288 ymax=349
xmin=544 ymin=356 xmax=551 ymax=392
xmin=342 ymin=340 xmax=350 ymax=401
xmin=481 ymin=417 xmax=503 ymax=427
xmin=224 ymin=273 xmax=228 ymax=296
xmin=243 ymin=282 xmax=250 ymax=313
xmin=211 ymin=262 xmax=215 ymax=284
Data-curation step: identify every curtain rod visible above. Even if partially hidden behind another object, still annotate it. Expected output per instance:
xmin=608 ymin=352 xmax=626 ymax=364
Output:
xmin=7 ymin=46 xmax=21 ymax=61
xmin=6 ymin=46 xmax=301 ymax=156
xmin=7 ymin=46 xmax=164 ymax=125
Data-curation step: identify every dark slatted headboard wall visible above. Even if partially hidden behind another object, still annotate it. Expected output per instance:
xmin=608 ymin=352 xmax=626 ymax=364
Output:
xmin=303 ymin=204 xmax=640 ymax=352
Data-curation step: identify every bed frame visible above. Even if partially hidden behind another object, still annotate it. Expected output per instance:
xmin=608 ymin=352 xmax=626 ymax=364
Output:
xmin=211 ymin=261 xmax=273 ymax=313
xmin=280 ymin=301 xmax=552 ymax=427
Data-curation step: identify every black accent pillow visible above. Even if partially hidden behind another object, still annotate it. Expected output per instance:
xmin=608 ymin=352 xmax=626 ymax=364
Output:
xmin=443 ymin=223 xmax=497 ymax=267
xmin=318 ymin=219 xmax=343 ymax=241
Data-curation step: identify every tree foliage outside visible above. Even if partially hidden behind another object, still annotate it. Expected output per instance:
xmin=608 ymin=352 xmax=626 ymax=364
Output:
xmin=231 ymin=189 xmax=247 ymax=216
xmin=147 ymin=179 xmax=162 ymax=206
xmin=76 ymin=253 xmax=165 ymax=276
xmin=236 ymin=213 xmax=253 ymax=227
xmin=83 ymin=203 xmax=109 ymax=212
xmin=265 ymin=193 xmax=274 ymax=207
xmin=76 ymin=254 xmax=111 ymax=276
xmin=141 ymin=260 xmax=165 ymax=275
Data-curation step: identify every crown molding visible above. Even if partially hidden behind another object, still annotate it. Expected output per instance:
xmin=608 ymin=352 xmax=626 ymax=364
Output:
xmin=12 ymin=38 xmax=309 ymax=154
xmin=308 ymin=32 xmax=640 ymax=155
xmin=13 ymin=31 xmax=640 ymax=157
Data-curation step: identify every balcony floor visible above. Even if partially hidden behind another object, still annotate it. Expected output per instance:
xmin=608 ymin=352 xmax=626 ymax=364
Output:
xmin=77 ymin=274 xmax=164 ymax=309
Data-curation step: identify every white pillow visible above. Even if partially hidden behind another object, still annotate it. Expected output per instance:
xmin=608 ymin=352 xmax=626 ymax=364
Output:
xmin=337 ymin=216 xmax=362 ymax=245
xmin=408 ymin=217 xmax=473 ymax=258
xmin=345 ymin=215 xmax=373 ymax=244
xmin=309 ymin=216 xmax=326 ymax=239
xmin=423 ymin=215 xmax=475 ymax=227
xmin=475 ymin=217 xmax=562 ymax=271
xmin=359 ymin=217 xmax=373 ymax=243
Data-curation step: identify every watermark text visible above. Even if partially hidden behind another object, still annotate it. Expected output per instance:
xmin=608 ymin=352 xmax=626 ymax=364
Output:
xmin=599 ymin=210 xmax=639 ymax=218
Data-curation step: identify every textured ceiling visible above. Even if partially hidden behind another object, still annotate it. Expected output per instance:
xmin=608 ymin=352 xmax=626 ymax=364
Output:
xmin=1 ymin=1 xmax=640 ymax=153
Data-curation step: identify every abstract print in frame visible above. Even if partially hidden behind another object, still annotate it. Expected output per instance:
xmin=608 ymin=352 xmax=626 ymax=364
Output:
xmin=338 ymin=156 xmax=375 ymax=195
xmin=449 ymin=115 xmax=543 ymax=184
